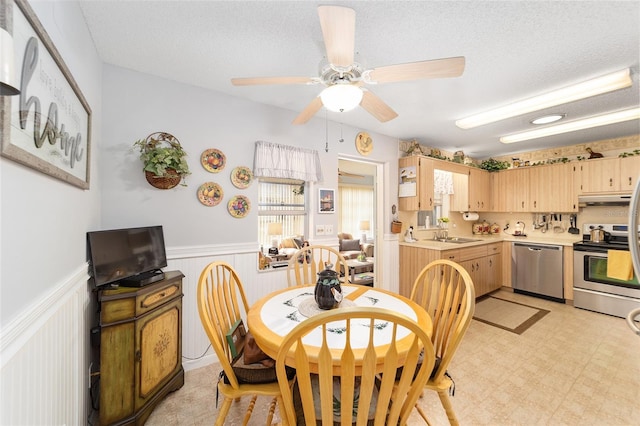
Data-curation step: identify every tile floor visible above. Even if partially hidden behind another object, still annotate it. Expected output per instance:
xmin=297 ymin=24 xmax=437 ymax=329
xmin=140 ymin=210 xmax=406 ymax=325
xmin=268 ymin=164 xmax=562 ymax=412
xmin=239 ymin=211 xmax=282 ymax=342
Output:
xmin=147 ymin=290 xmax=640 ymax=425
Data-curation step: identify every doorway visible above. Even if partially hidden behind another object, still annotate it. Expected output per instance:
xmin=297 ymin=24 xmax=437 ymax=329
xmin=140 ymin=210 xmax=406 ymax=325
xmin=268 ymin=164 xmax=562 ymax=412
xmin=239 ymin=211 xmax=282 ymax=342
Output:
xmin=338 ymin=158 xmax=380 ymax=285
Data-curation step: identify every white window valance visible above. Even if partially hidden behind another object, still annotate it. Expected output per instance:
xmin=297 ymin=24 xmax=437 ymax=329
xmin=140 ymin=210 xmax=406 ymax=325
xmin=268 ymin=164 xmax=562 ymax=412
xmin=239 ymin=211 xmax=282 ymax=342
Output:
xmin=253 ymin=141 xmax=323 ymax=182
xmin=434 ymin=169 xmax=454 ymax=195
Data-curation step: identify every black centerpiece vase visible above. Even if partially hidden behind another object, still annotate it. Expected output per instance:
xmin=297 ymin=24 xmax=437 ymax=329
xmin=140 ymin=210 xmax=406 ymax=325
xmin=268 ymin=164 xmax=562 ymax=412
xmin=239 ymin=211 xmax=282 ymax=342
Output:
xmin=315 ymin=265 xmax=342 ymax=310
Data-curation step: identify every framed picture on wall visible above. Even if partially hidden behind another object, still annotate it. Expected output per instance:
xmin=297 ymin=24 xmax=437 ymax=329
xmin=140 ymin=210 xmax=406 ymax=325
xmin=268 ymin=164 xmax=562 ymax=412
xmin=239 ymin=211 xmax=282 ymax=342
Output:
xmin=318 ymin=188 xmax=335 ymax=214
xmin=0 ymin=0 xmax=92 ymax=189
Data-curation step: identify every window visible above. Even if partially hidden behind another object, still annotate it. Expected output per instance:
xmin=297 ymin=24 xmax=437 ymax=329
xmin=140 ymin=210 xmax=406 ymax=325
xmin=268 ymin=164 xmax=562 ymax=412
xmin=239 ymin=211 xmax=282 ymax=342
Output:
xmin=338 ymin=185 xmax=374 ymax=239
xmin=258 ymin=178 xmax=306 ymax=250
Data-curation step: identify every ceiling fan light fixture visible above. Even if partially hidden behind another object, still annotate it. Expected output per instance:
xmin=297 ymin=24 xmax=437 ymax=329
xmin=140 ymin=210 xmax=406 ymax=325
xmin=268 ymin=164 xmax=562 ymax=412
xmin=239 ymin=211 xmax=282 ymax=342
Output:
xmin=320 ymin=84 xmax=363 ymax=112
xmin=531 ymin=114 xmax=565 ymax=125
xmin=500 ymin=107 xmax=640 ymax=144
xmin=456 ymin=68 xmax=633 ymax=129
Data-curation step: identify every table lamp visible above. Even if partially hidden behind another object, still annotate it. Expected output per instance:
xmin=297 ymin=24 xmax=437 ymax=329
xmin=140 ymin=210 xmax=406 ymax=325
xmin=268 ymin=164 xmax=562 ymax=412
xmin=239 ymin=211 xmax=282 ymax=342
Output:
xmin=359 ymin=220 xmax=370 ymax=243
xmin=268 ymin=222 xmax=283 ymax=254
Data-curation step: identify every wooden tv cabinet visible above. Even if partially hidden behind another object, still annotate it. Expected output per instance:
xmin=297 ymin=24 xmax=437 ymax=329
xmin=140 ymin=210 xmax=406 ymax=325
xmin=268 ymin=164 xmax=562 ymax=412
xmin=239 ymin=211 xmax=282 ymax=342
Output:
xmin=98 ymin=271 xmax=184 ymax=425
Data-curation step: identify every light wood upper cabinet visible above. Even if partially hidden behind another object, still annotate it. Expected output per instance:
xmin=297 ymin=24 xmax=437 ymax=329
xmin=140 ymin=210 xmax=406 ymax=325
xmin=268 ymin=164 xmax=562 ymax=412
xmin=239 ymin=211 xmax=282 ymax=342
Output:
xmin=529 ymin=163 xmax=577 ymax=212
xmin=576 ymin=156 xmax=640 ymax=194
xmin=620 ymin=156 xmax=640 ymax=192
xmin=468 ymin=168 xmax=491 ymax=211
xmin=577 ymin=157 xmax=620 ymax=193
xmin=398 ymin=156 xmax=434 ymax=211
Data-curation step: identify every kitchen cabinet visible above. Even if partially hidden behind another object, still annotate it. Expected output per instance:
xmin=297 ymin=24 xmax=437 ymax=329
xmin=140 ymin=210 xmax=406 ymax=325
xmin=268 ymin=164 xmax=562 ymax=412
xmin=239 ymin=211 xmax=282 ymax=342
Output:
xmin=492 ymin=168 xmax=530 ymax=212
xmin=398 ymin=156 xmax=433 ymax=211
xmin=399 ymin=242 xmax=501 ymax=298
xmin=398 ymin=245 xmax=457 ymax=297
xmin=98 ymin=271 xmax=184 ymax=426
xmin=493 ymin=163 xmax=577 ymax=212
xmin=619 ymin=156 xmax=640 ymax=192
xmin=529 ymin=163 xmax=577 ymax=212
xmin=467 ymin=168 xmax=491 ymax=211
xmin=576 ymin=156 xmax=640 ymax=194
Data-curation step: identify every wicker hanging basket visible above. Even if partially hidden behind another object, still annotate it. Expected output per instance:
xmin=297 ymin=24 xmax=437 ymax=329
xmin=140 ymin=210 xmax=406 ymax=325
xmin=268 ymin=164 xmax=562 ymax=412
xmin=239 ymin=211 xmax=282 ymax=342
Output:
xmin=135 ymin=132 xmax=189 ymax=189
xmin=145 ymin=169 xmax=182 ymax=189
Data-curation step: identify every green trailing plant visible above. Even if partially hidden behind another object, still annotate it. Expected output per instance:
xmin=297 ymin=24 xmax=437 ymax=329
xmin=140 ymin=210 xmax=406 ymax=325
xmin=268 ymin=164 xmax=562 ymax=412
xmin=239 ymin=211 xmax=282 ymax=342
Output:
xmin=479 ymin=158 xmax=510 ymax=172
xmin=133 ymin=137 xmax=190 ymax=185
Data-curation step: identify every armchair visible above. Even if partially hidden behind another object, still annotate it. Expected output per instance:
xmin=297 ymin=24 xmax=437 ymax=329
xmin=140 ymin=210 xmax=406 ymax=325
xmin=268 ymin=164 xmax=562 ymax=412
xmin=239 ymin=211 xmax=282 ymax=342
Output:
xmin=337 ymin=232 xmax=374 ymax=259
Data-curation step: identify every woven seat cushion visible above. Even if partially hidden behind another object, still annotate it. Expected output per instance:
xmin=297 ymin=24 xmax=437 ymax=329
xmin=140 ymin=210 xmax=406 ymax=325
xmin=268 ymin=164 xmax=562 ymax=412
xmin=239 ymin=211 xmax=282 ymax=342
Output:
xmin=293 ymin=375 xmax=378 ymax=426
xmin=223 ymin=355 xmax=295 ymax=384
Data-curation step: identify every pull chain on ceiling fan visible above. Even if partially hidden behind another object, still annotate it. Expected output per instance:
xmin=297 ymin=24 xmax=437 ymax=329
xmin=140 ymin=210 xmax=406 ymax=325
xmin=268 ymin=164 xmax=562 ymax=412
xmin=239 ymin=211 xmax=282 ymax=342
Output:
xmin=231 ymin=5 xmax=465 ymax=124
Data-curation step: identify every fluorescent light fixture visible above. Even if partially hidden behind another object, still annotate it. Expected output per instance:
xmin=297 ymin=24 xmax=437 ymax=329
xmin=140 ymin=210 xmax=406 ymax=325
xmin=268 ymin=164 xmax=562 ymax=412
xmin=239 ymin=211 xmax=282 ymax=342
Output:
xmin=456 ymin=69 xmax=633 ymax=129
xmin=500 ymin=107 xmax=640 ymax=144
xmin=320 ymin=84 xmax=363 ymax=112
xmin=531 ymin=114 xmax=565 ymax=125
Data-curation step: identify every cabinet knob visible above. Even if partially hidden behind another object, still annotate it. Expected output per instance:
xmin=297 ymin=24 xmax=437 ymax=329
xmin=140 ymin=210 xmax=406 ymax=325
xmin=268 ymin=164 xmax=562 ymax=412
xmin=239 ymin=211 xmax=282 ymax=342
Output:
xmin=521 ymin=201 xmax=525 ymax=208
xmin=534 ymin=200 xmax=537 ymax=208
xmin=609 ymin=178 xmax=613 ymax=186
xmin=489 ymin=259 xmax=493 ymax=266
xmin=629 ymin=177 xmax=633 ymax=186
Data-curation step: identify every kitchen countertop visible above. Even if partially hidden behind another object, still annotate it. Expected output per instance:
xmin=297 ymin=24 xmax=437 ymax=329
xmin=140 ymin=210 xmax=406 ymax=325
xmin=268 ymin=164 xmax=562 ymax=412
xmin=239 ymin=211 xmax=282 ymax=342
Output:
xmin=399 ymin=233 xmax=582 ymax=250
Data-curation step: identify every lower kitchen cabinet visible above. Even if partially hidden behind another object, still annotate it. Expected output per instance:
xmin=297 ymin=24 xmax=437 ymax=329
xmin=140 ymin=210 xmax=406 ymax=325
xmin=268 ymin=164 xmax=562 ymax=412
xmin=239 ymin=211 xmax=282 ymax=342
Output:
xmin=399 ymin=243 xmax=502 ymax=298
xmin=98 ymin=271 xmax=185 ymax=425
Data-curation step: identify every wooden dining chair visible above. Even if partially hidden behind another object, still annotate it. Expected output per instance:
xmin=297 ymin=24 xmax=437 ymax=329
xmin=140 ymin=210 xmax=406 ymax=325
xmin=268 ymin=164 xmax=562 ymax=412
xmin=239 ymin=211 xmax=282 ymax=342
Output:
xmin=286 ymin=244 xmax=349 ymax=286
xmin=409 ymin=259 xmax=476 ymax=425
xmin=275 ymin=306 xmax=436 ymax=426
xmin=197 ymin=261 xmax=285 ymax=426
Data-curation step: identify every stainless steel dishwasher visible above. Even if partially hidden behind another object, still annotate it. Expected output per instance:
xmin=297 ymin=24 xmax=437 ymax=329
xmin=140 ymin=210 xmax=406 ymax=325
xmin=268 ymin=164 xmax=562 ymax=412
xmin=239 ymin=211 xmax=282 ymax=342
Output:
xmin=512 ymin=242 xmax=564 ymax=301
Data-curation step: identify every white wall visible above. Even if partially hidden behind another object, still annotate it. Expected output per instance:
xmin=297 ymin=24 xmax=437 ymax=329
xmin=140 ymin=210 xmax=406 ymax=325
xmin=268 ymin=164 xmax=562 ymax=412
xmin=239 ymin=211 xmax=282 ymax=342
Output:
xmin=0 ymin=0 xmax=102 ymax=424
xmin=99 ymin=64 xmax=399 ymax=247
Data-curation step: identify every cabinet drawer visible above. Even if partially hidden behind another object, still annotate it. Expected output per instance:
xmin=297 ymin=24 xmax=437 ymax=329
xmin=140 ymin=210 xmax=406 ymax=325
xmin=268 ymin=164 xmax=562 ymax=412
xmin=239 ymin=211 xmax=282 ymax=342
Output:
xmin=136 ymin=280 xmax=182 ymax=316
xmin=486 ymin=243 xmax=502 ymax=255
xmin=459 ymin=245 xmax=487 ymax=262
xmin=440 ymin=249 xmax=460 ymax=262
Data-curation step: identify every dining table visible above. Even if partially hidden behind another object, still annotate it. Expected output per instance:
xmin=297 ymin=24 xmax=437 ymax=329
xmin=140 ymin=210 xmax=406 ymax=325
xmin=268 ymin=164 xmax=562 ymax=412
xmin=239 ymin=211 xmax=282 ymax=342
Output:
xmin=247 ymin=284 xmax=432 ymax=374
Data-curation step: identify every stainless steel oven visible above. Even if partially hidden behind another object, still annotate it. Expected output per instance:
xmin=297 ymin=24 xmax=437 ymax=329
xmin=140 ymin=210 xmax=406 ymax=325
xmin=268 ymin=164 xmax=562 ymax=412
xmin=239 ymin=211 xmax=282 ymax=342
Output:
xmin=573 ymin=223 xmax=640 ymax=318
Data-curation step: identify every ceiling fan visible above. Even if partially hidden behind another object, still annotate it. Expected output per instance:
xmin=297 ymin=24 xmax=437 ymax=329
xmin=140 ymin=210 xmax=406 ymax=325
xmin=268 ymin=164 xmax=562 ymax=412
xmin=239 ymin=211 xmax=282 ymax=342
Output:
xmin=231 ymin=5 xmax=465 ymax=124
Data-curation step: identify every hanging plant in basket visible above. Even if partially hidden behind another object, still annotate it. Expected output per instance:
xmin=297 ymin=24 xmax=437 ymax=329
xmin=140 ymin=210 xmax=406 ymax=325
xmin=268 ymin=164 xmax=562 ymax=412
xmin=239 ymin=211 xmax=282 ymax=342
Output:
xmin=133 ymin=132 xmax=191 ymax=189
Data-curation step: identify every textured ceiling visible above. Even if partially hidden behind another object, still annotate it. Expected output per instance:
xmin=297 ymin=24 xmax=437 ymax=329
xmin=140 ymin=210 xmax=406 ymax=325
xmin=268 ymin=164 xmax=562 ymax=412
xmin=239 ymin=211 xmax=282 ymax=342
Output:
xmin=78 ymin=0 xmax=640 ymax=159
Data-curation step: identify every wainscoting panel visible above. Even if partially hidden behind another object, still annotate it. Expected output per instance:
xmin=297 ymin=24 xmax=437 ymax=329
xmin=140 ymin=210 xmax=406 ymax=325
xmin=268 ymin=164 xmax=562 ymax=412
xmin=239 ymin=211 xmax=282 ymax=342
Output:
xmin=0 ymin=266 xmax=91 ymax=425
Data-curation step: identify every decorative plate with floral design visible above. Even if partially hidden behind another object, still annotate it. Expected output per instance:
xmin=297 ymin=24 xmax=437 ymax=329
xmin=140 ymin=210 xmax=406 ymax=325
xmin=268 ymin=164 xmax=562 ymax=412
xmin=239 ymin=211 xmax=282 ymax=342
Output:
xmin=201 ymin=148 xmax=226 ymax=173
xmin=230 ymin=166 xmax=253 ymax=189
xmin=197 ymin=182 xmax=223 ymax=206
xmin=227 ymin=195 xmax=250 ymax=218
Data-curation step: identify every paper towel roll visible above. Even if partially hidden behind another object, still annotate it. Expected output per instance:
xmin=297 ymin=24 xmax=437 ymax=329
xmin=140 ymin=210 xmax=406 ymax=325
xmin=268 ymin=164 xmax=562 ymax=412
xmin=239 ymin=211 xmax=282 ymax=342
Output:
xmin=463 ymin=212 xmax=480 ymax=221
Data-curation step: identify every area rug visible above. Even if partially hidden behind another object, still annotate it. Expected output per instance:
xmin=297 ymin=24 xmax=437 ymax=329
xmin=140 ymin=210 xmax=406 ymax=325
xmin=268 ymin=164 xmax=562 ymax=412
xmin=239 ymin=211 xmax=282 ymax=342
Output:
xmin=473 ymin=296 xmax=550 ymax=334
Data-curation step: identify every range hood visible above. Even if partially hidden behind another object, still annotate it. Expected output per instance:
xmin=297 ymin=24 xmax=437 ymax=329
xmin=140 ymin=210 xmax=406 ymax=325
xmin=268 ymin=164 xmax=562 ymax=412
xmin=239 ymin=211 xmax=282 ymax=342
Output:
xmin=578 ymin=194 xmax=632 ymax=206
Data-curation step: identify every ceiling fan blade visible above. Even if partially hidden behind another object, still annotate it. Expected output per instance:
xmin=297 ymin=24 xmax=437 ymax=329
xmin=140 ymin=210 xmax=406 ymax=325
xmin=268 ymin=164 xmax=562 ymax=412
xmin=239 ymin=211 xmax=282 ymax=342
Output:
xmin=231 ymin=76 xmax=316 ymax=86
xmin=292 ymin=97 xmax=323 ymax=125
xmin=367 ymin=56 xmax=466 ymax=83
xmin=318 ymin=5 xmax=355 ymax=67
xmin=360 ymin=90 xmax=398 ymax=122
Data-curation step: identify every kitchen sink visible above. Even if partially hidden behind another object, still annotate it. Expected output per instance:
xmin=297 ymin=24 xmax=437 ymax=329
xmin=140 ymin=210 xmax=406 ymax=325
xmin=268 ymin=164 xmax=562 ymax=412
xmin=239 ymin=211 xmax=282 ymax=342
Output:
xmin=437 ymin=237 xmax=482 ymax=244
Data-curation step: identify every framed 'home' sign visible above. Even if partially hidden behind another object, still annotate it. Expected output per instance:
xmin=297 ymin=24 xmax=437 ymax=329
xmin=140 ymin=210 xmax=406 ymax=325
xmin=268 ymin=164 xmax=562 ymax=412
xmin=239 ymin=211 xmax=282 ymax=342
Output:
xmin=0 ymin=0 xmax=91 ymax=189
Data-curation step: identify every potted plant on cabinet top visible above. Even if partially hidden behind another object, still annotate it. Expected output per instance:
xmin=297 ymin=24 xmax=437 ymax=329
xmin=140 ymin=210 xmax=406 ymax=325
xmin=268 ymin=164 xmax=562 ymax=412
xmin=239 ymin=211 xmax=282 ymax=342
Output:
xmin=133 ymin=132 xmax=190 ymax=189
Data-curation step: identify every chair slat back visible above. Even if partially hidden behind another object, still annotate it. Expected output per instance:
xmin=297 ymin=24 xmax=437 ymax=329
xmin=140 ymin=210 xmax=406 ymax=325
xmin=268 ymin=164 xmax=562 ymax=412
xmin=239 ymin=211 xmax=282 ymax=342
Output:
xmin=275 ymin=307 xmax=435 ymax=426
xmin=197 ymin=261 xmax=250 ymax=389
xmin=410 ymin=259 xmax=475 ymax=382
xmin=287 ymin=245 xmax=348 ymax=286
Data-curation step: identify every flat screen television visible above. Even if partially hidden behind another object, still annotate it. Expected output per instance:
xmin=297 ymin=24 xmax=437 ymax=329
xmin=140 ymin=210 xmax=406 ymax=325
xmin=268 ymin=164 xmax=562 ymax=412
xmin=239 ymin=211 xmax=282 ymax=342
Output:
xmin=87 ymin=225 xmax=168 ymax=287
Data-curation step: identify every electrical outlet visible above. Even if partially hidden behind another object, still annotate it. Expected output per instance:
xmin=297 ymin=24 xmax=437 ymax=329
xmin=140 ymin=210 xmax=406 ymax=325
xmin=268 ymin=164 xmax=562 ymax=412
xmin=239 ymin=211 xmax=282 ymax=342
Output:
xmin=316 ymin=225 xmax=325 ymax=235
xmin=325 ymin=225 xmax=333 ymax=235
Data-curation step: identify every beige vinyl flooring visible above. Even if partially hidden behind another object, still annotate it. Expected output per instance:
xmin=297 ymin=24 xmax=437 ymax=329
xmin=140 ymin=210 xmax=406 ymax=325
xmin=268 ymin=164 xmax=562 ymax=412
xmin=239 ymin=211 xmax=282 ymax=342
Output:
xmin=147 ymin=290 xmax=640 ymax=425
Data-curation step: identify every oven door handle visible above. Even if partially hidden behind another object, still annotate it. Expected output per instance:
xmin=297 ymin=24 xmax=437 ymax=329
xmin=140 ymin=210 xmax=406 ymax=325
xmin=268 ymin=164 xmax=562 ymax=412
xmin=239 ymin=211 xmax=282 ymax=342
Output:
xmin=627 ymin=307 xmax=640 ymax=336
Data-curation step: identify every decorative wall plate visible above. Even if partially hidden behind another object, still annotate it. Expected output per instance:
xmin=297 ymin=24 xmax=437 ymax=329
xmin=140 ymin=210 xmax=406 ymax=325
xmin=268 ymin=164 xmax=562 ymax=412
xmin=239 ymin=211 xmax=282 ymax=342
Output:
xmin=197 ymin=182 xmax=223 ymax=206
xmin=227 ymin=195 xmax=251 ymax=218
xmin=355 ymin=132 xmax=373 ymax=156
xmin=230 ymin=166 xmax=253 ymax=189
xmin=201 ymin=148 xmax=226 ymax=173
